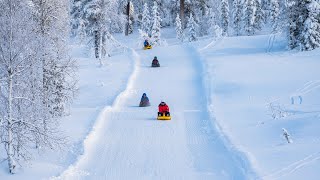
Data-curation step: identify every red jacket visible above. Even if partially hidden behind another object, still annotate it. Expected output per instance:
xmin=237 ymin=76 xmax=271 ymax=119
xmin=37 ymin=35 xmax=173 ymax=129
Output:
xmin=158 ymin=104 xmax=169 ymax=113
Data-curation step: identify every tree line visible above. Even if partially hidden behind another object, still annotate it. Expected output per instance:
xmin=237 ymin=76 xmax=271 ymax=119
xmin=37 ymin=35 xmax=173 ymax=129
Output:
xmin=71 ymin=0 xmax=320 ymax=51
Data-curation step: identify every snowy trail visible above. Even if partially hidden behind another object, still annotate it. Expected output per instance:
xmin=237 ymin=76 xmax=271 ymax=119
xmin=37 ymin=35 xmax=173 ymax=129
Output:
xmin=57 ymin=45 xmax=251 ymax=180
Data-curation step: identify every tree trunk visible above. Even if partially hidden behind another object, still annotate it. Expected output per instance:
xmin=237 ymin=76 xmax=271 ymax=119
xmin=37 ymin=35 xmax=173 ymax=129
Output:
xmin=180 ymin=0 xmax=185 ymax=28
xmin=7 ymin=72 xmax=15 ymax=174
xmin=94 ymin=30 xmax=100 ymax=58
xmin=125 ymin=1 xmax=130 ymax=36
xmin=8 ymin=0 xmax=15 ymax=173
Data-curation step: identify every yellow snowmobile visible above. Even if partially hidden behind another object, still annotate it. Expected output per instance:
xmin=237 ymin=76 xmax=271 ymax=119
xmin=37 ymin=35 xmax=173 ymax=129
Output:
xmin=157 ymin=112 xmax=171 ymax=120
xmin=143 ymin=45 xmax=152 ymax=50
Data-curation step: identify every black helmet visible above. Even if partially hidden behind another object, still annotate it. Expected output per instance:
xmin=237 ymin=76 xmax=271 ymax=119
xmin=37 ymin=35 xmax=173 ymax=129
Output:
xmin=160 ymin=101 xmax=165 ymax=105
xmin=154 ymin=56 xmax=157 ymax=59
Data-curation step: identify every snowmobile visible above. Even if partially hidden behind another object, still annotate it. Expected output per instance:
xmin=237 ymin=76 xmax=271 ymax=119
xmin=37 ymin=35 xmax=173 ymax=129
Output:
xmin=143 ymin=45 xmax=152 ymax=50
xmin=157 ymin=112 xmax=171 ymax=120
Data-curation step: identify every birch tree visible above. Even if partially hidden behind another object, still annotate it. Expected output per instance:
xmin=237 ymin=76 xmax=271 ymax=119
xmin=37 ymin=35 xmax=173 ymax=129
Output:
xmin=0 ymin=0 xmax=76 ymax=173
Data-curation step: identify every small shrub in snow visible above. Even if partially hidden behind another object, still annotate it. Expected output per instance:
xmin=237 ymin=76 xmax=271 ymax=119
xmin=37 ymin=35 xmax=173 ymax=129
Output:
xmin=268 ymin=102 xmax=291 ymax=119
xmin=282 ymin=128 xmax=292 ymax=143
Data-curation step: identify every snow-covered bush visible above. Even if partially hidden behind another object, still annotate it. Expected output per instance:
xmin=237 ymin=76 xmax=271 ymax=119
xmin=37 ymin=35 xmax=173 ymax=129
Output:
xmin=282 ymin=128 xmax=292 ymax=143
xmin=267 ymin=102 xmax=291 ymax=120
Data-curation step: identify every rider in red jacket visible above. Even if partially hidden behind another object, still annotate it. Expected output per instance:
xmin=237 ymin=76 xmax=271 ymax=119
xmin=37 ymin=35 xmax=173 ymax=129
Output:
xmin=158 ymin=102 xmax=170 ymax=116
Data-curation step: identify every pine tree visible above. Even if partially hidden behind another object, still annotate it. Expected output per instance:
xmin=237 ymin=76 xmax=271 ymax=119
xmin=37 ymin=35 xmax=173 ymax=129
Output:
xmin=221 ymin=0 xmax=230 ymax=36
xmin=254 ymin=0 xmax=264 ymax=31
xmin=175 ymin=13 xmax=184 ymax=42
xmin=233 ymin=0 xmax=243 ymax=36
xmin=141 ymin=3 xmax=151 ymax=36
xmin=270 ymin=0 xmax=280 ymax=32
xmin=151 ymin=1 xmax=162 ymax=46
xmin=244 ymin=0 xmax=256 ymax=35
xmin=300 ymin=0 xmax=320 ymax=51
xmin=187 ymin=13 xmax=197 ymax=42
xmin=286 ymin=0 xmax=299 ymax=49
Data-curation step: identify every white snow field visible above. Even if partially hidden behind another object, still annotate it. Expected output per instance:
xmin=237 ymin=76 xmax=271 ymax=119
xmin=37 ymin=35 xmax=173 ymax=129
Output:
xmin=1 ymin=30 xmax=320 ymax=180
xmin=197 ymin=34 xmax=320 ymax=180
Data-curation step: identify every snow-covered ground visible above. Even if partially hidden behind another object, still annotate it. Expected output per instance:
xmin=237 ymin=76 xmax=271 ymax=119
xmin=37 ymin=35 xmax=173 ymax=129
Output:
xmin=1 ymin=29 xmax=320 ymax=180
xmin=197 ymin=34 xmax=320 ymax=180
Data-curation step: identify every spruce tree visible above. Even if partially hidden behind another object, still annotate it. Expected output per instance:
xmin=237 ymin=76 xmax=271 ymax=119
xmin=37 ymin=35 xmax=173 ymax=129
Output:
xmin=270 ymin=0 xmax=280 ymax=32
xmin=175 ymin=13 xmax=184 ymax=42
xmin=244 ymin=0 xmax=256 ymax=35
xmin=187 ymin=13 xmax=197 ymax=42
xmin=254 ymin=0 xmax=264 ymax=31
xmin=301 ymin=0 xmax=320 ymax=51
xmin=221 ymin=0 xmax=230 ymax=36
xmin=141 ymin=3 xmax=151 ymax=36
xmin=151 ymin=1 xmax=162 ymax=46
xmin=233 ymin=0 xmax=243 ymax=36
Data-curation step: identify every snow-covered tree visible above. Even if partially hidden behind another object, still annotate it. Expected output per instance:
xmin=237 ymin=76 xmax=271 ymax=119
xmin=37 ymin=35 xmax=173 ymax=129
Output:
xmin=270 ymin=0 xmax=280 ymax=32
xmin=254 ymin=0 xmax=264 ymax=31
xmin=175 ymin=13 xmax=184 ymax=42
xmin=286 ymin=0 xmax=300 ymax=49
xmin=127 ymin=1 xmax=135 ymax=34
xmin=187 ymin=13 xmax=197 ymax=42
xmin=300 ymin=0 xmax=320 ymax=51
xmin=0 ymin=0 xmax=76 ymax=173
xmin=244 ymin=0 xmax=256 ymax=35
xmin=221 ymin=0 xmax=230 ymax=35
xmin=141 ymin=3 xmax=151 ymax=36
xmin=151 ymin=1 xmax=162 ymax=46
xmin=233 ymin=0 xmax=243 ymax=36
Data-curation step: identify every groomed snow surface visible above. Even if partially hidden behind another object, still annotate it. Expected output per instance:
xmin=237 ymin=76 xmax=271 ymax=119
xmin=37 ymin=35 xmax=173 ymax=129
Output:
xmin=1 ymin=29 xmax=320 ymax=180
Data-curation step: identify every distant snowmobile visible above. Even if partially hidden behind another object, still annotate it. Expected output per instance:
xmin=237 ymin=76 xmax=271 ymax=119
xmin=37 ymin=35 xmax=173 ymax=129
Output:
xmin=139 ymin=93 xmax=150 ymax=107
xmin=157 ymin=101 xmax=171 ymax=120
xmin=143 ymin=40 xmax=152 ymax=50
xmin=151 ymin=56 xmax=160 ymax=67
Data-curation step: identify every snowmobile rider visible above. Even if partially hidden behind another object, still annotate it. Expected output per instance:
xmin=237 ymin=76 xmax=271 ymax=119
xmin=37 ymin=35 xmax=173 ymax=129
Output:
xmin=158 ymin=101 xmax=170 ymax=116
xmin=139 ymin=93 xmax=150 ymax=107
xmin=144 ymin=39 xmax=150 ymax=47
